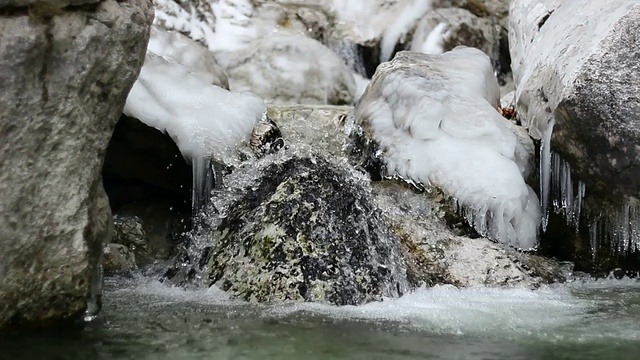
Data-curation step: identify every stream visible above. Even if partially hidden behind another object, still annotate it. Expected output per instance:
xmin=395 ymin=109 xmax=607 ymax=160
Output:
xmin=4 ymin=275 xmax=640 ymax=359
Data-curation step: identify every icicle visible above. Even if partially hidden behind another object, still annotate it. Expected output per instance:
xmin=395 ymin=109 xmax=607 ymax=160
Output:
xmin=589 ymin=220 xmax=599 ymax=262
xmin=191 ymin=156 xmax=215 ymax=219
xmin=574 ymin=181 xmax=586 ymax=229
xmin=540 ymin=118 xmax=555 ymax=231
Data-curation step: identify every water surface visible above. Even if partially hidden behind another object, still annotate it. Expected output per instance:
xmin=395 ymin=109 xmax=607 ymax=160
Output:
xmin=3 ymin=276 xmax=640 ymax=360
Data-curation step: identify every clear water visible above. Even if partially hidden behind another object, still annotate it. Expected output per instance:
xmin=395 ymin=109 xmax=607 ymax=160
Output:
xmin=3 ymin=276 xmax=640 ymax=359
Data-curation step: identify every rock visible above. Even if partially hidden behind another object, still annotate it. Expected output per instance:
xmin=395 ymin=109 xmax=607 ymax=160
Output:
xmin=374 ymin=181 xmax=565 ymax=288
xmin=350 ymin=48 xmax=540 ymax=249
xmin=218 ymin=34 xmax=356 ymax=105
xmin=0 ymin=0 xmax=153 ymax=332
xmin=510 ymin=0 xmax=640 ymax=271
xmin=115 ymin=202 xmax=189 ymax=265
xmin=103 ymin=243 xmax=137 ymax=274
xmin=204 ymin=155 xmax=408 ymax=305
xmin=147 ymin=26 xmax=229 ymax=89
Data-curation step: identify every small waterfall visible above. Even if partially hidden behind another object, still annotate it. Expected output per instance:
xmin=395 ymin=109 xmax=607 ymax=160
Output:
xmin=329 ymin=40 xmax=367 ymax=77
xmin=190 ymin=156 xmax=215 ymax=220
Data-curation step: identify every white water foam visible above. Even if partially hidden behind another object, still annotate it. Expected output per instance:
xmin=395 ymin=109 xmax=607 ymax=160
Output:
xmin=105 ymin=276 xmax=640 ymax=341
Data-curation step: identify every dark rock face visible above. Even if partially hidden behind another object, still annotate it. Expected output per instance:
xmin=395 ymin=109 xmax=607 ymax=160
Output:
xmin=510 ymin=0 xmax=640 ymax=271
xmin=103 ymin=115 xmax=192 ymax=213
xmin=206 ymin=155 xmax=408 ymax=305
xmin=0 ymin=0 xmax=154 ymax=332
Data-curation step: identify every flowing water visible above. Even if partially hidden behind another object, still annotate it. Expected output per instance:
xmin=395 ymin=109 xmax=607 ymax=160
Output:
xmin=4 ymin=275 xmax=640 ymax=360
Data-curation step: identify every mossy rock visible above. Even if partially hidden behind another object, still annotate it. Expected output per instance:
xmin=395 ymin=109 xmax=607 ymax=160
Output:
xmin=206 ymin=155 xmax=408 ymax=305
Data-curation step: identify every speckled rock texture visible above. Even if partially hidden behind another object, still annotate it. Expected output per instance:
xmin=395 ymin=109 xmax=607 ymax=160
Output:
xmin=0 ymin=0 xmax=153 ymax=332
xmin=206 ymin=155 xmax=409 ymax=305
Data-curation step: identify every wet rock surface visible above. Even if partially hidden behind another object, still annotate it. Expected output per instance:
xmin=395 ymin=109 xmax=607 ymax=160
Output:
xmin=163 ymin=105 xmax=566 ymax=304
xmin=0 ymin=0 xmax=153 ymax=332
xmin=205 ymin=155 xmax=409 ymax=305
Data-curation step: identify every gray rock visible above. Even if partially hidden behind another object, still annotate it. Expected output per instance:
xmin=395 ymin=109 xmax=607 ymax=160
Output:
xmin=205 ymin=155 xmax=409 ymax=305
xmin=113 ymin=215 xmax=146 ymax=248
xmin=510 ymin=0 xmax=640 ymax=270
xmin=218 ymin=34 xmax=356 ymax=105
xmin=373 ymin=181 xmax=565 ymax=288
xmin=103 ymin=243 xmax=137 ymax=274
xmin=0 ymin=0 xmax=153 ymax=332
xmin=116 ymin=201 xmax=189 ymax=264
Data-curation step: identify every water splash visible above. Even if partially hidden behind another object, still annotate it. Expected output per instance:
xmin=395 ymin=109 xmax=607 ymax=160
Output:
xmin=329 ymin=40 xmax=367 ymax=77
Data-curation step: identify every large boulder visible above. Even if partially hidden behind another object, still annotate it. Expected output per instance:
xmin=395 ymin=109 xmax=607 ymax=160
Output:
xmin=205 ymin=155 xmax=409 ymax=305
xmin=510 ymin=0 xmax=640 ymax=270
xmin=0 ymin=0 xmax=153 ymax=331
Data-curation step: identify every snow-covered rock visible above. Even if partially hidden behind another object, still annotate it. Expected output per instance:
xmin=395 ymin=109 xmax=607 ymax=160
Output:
xmin=0 ymin=0 xmax=153 ymax=332
xmin=510 ymin=0 xmax=640 ymax=270
xmin=148 ymin=26 xmax=229 ymax=89
xmin=124 ymin=53 xmax=266 ymax=165
xmin=218 ymin=34 xmax=356 ymax=105
xmin=351 ymin=48 xmax=540 ymax=249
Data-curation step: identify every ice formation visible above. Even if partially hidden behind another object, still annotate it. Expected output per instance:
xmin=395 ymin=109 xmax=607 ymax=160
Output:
xmin=354 ymin=47 xmax=541 ymax=249
xmin=124 ymin=52 xmax=266 ymax=213
xmin=379 ymin=0 xmax=433 ymax=62
xmin=124 ymin=53 xmax=264 ymax=164
xmin=411 ymin=22 xmax=449 ymax=55
xmin=539 ymin=122 xmax=640 ymax=259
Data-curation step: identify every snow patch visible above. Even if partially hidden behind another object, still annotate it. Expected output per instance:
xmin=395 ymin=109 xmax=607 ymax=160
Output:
xmin=123 ymin=52 xmax=265 ymax=165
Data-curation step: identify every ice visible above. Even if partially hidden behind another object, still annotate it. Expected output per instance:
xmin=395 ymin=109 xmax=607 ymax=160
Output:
xmin=540 ymin=117 xmax=554 ymax=231
xmin=411 ymin=22 xmax=449 ymax=55
xmin=353 ymin=73 xmax=371 ymax=101
xmin=539 ymin=132 xmax=640 ymax=259
xmin=354 ymin=48 xmax=540 ymax=249
xmin=124 ymin=52 xmax=265 ymax=213
xmin=379 ymin=0 xmax=433 ymax=62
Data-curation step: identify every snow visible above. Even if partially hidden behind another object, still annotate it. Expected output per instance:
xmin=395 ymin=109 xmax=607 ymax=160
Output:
xmin=354 ymin=47 xmax=540 ymax=249
xmin=123 ymin=52 xmax=265 ymax=165
xmin=153 ymin=0 xmax=271 ymax=53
